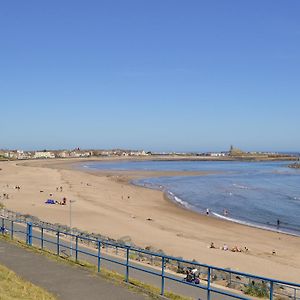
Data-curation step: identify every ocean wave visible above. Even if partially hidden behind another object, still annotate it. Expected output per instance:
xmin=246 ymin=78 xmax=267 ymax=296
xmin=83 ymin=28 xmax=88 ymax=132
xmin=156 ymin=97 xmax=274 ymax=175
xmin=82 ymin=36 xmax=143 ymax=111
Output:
xmin=167 ymin=192 xmax=191 ymax=209
xmin=133 ymin=180 xmax=191 ymax=209
xmin=286 ymin=195 xmax=300 ymax=202
xmin=232 ymin=183 xmax=250 ymax=190
xmin=212 ymin=212 xmax=300 ymax=237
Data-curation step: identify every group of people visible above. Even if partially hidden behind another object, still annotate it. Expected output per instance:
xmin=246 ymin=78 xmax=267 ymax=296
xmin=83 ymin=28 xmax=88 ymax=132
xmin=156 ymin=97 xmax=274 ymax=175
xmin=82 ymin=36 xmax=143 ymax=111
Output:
xmin=45 ymin=197 xmax=67 ymax=205
xmin=49 ymin=186 xmax=66 ymax=205
xmin=1 ymin=184 xmax=21 ymax=200
xmin=184 ymin=267 xmax=200 ymax=284
xmin=54 ymin=197 xmax=67 ymax=205
xmin=58 ymin=197 xmax=67 ymax=205
xmin=210 ymin=242 xmax=249 ymax=253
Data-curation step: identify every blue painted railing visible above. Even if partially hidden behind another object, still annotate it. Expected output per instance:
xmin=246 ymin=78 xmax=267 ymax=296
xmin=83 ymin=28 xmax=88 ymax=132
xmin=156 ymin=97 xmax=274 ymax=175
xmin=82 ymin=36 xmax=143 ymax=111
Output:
xmin=1 ymin=216 xmax=300 ymax=300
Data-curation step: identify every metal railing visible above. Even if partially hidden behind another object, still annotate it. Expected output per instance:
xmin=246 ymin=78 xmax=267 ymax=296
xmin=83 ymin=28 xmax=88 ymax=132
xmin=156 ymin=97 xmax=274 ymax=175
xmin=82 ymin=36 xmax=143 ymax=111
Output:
xmin=1 ymin=216 xmax=300 ymax=300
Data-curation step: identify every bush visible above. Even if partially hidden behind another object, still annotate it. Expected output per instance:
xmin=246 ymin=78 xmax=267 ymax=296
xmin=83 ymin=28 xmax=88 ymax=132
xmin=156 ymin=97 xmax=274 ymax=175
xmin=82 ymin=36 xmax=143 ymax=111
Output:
xmin=244 ymin=281 xmax=269 ymax=298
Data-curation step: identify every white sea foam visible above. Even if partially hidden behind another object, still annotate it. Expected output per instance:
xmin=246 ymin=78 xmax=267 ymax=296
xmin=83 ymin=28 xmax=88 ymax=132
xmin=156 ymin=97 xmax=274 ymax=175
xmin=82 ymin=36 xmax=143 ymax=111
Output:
xmin=232 ymin=183 xmax=249 ymax=190
xmin=212 ymin=212 xmax=299 ymax=237
xmin=172 ymin=195 xmax=191 ymax=209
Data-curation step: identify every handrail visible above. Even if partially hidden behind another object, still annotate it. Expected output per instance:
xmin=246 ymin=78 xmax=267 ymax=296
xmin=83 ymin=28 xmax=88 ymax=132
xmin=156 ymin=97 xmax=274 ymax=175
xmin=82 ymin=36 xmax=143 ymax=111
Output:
xmin=1 ymin=216 xmax=299 ymax=300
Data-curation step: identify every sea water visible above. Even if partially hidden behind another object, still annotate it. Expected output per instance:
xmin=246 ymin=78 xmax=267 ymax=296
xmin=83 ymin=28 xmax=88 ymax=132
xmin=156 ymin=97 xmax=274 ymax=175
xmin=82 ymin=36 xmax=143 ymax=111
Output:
xmin=80 ymin=160 xmax=300 ymax=236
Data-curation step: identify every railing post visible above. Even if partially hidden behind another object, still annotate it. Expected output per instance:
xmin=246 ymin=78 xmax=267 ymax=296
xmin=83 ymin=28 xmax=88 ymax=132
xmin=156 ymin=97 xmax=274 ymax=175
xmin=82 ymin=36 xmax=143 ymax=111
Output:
xmin=269 ymin=281 xmax=273 ymax=300
xmin=1 ymin=218 xmax=4 ymax=235
xmin=27 ymin=222 xmax=32 ymax=246
xmin=161 ymin=256 xmax=165 ymax=296
xmin=10 ymin=220 xmax=14 ymax=239
xmin=57 ymin=231 xmax=60 ymax=255
xmin=125 ymin=247 xmax=129 ymax=282
xmin=97 ymin=240 xmax=101 ymax=272
xmin=41 ymin=227 xmax=44 ymax=249
xmin=75 ymin=236 xmax=78 ymax=262
xmin=207 ymin=267 xmax=211 ymax=300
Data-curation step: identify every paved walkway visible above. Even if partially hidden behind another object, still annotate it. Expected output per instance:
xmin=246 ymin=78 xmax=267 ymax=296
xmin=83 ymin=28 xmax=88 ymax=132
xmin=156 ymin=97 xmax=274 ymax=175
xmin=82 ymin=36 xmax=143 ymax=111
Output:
xmin=0 ymin=239 xmax=150 ymax=300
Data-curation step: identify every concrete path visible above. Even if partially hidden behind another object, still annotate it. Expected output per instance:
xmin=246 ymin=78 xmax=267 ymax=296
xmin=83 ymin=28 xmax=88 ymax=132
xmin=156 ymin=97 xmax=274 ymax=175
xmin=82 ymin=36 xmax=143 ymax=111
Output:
xmin=0 ymin=239 xmax=150 ymax=300
xmin=1 ymin=221 xmax=238 ymax=300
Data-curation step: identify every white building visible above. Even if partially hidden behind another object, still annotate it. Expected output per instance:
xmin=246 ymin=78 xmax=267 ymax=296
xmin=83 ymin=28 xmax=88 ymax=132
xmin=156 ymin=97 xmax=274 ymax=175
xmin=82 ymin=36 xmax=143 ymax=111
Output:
xmin=57 ymin=151 xmax=70 ymax=158
xmin=16 ymin=150 xmax=32 ymax=160
xmin=34 ymin=151 xmax=55 ymax=159
xmin=129 ymin=150 xmax=148 ymax=156
xmin=4 ymin=151 xmax=18 ymax=159
xmin=209 ymin=152 xmax=226 ymax=157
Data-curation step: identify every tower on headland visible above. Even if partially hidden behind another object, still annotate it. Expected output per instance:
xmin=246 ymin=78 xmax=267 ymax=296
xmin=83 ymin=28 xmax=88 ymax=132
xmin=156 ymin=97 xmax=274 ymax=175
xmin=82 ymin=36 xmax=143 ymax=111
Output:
xmin=229 ymin=145 xmax=245 ymax=156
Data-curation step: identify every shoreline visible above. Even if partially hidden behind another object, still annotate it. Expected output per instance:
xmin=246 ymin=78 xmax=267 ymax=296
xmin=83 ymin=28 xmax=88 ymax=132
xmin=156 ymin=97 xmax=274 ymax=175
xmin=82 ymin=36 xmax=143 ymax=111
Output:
xmin=120 ymin=161 xmax=300 ymax=238
xmin=1 ymin=158 xmax=300 ymax=282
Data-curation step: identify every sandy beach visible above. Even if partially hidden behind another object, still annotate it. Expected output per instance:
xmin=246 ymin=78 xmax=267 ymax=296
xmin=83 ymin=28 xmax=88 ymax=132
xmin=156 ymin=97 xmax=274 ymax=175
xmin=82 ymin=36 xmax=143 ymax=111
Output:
xmin=0 ymin=158 xmax=299 ymax=282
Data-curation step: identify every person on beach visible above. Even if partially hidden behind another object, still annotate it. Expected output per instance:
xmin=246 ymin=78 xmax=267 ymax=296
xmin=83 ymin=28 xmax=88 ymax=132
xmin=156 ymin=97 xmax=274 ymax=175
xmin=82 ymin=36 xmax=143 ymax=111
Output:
xmin=231 ymin=245 xmax=242 ymax=252
xmin=222 ymin=244 xmax=228 ymax=251
xmin=277 ymin=219 xmax=280 ymax=228
xmin=210 ymin=242 xmax=216 ymax=249
xmin=185 ymin=269 xmax=193 ymax=282
xmin=206 ymin=208 xmax=210 ymax=215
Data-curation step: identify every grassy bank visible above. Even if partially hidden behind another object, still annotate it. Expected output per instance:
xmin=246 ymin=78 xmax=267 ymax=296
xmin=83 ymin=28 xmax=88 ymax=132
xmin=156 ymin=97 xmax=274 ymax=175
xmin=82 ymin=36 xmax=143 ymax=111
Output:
xmin=0 ymin=263 xmax=56 ymax=300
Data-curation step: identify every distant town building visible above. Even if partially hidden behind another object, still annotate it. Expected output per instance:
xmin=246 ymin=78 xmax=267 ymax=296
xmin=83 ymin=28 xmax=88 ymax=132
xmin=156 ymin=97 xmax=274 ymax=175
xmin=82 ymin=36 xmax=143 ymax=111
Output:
xmin=129 ymin=150 xmax=148 ymax=156
xmin=34 ymin=151 xmax=55 ymax=159
xmin=209 ymin=152 xmax=226 ymax=157
xmin=16 ymin=150 xmax=32 ymax=159
xmin=56 ymin=151 xmax=70 ymax=158
xmin=3 ymin=151 xmax=16 ymax=159
xmin=69 ymin=151 xmax=92 ymax=158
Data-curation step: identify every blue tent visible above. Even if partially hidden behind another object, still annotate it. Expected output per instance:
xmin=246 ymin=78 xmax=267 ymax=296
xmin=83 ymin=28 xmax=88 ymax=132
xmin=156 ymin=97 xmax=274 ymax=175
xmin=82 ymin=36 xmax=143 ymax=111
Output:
xmin=45 ymin=199 xmax=55 ymax=204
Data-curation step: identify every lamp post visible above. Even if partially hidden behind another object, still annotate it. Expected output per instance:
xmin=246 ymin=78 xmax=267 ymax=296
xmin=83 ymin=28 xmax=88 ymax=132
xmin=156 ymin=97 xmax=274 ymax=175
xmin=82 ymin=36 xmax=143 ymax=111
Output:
xmin=69 ymin=199 xmax=76 ymax=256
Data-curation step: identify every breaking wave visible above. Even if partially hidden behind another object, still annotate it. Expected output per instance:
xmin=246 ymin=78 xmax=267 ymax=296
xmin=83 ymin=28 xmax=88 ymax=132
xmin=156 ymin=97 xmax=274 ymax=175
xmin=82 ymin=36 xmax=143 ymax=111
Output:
xmin=212 ymin=212 xmax=300 ymax=237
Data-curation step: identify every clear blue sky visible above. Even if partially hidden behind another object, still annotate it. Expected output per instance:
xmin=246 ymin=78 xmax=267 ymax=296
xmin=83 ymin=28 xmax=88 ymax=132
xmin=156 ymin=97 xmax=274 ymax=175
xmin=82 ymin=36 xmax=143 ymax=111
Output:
xmin=1 ymin=1 xmax=299 ymax=152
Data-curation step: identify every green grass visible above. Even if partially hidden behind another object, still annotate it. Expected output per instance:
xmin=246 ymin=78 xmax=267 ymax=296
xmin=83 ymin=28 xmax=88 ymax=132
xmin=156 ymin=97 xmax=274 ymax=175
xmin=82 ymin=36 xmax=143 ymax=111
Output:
xmin=0 ymin=235 xmax=191 ymax=300
xmin=0 ymin=263 xmax=56 ymax=300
